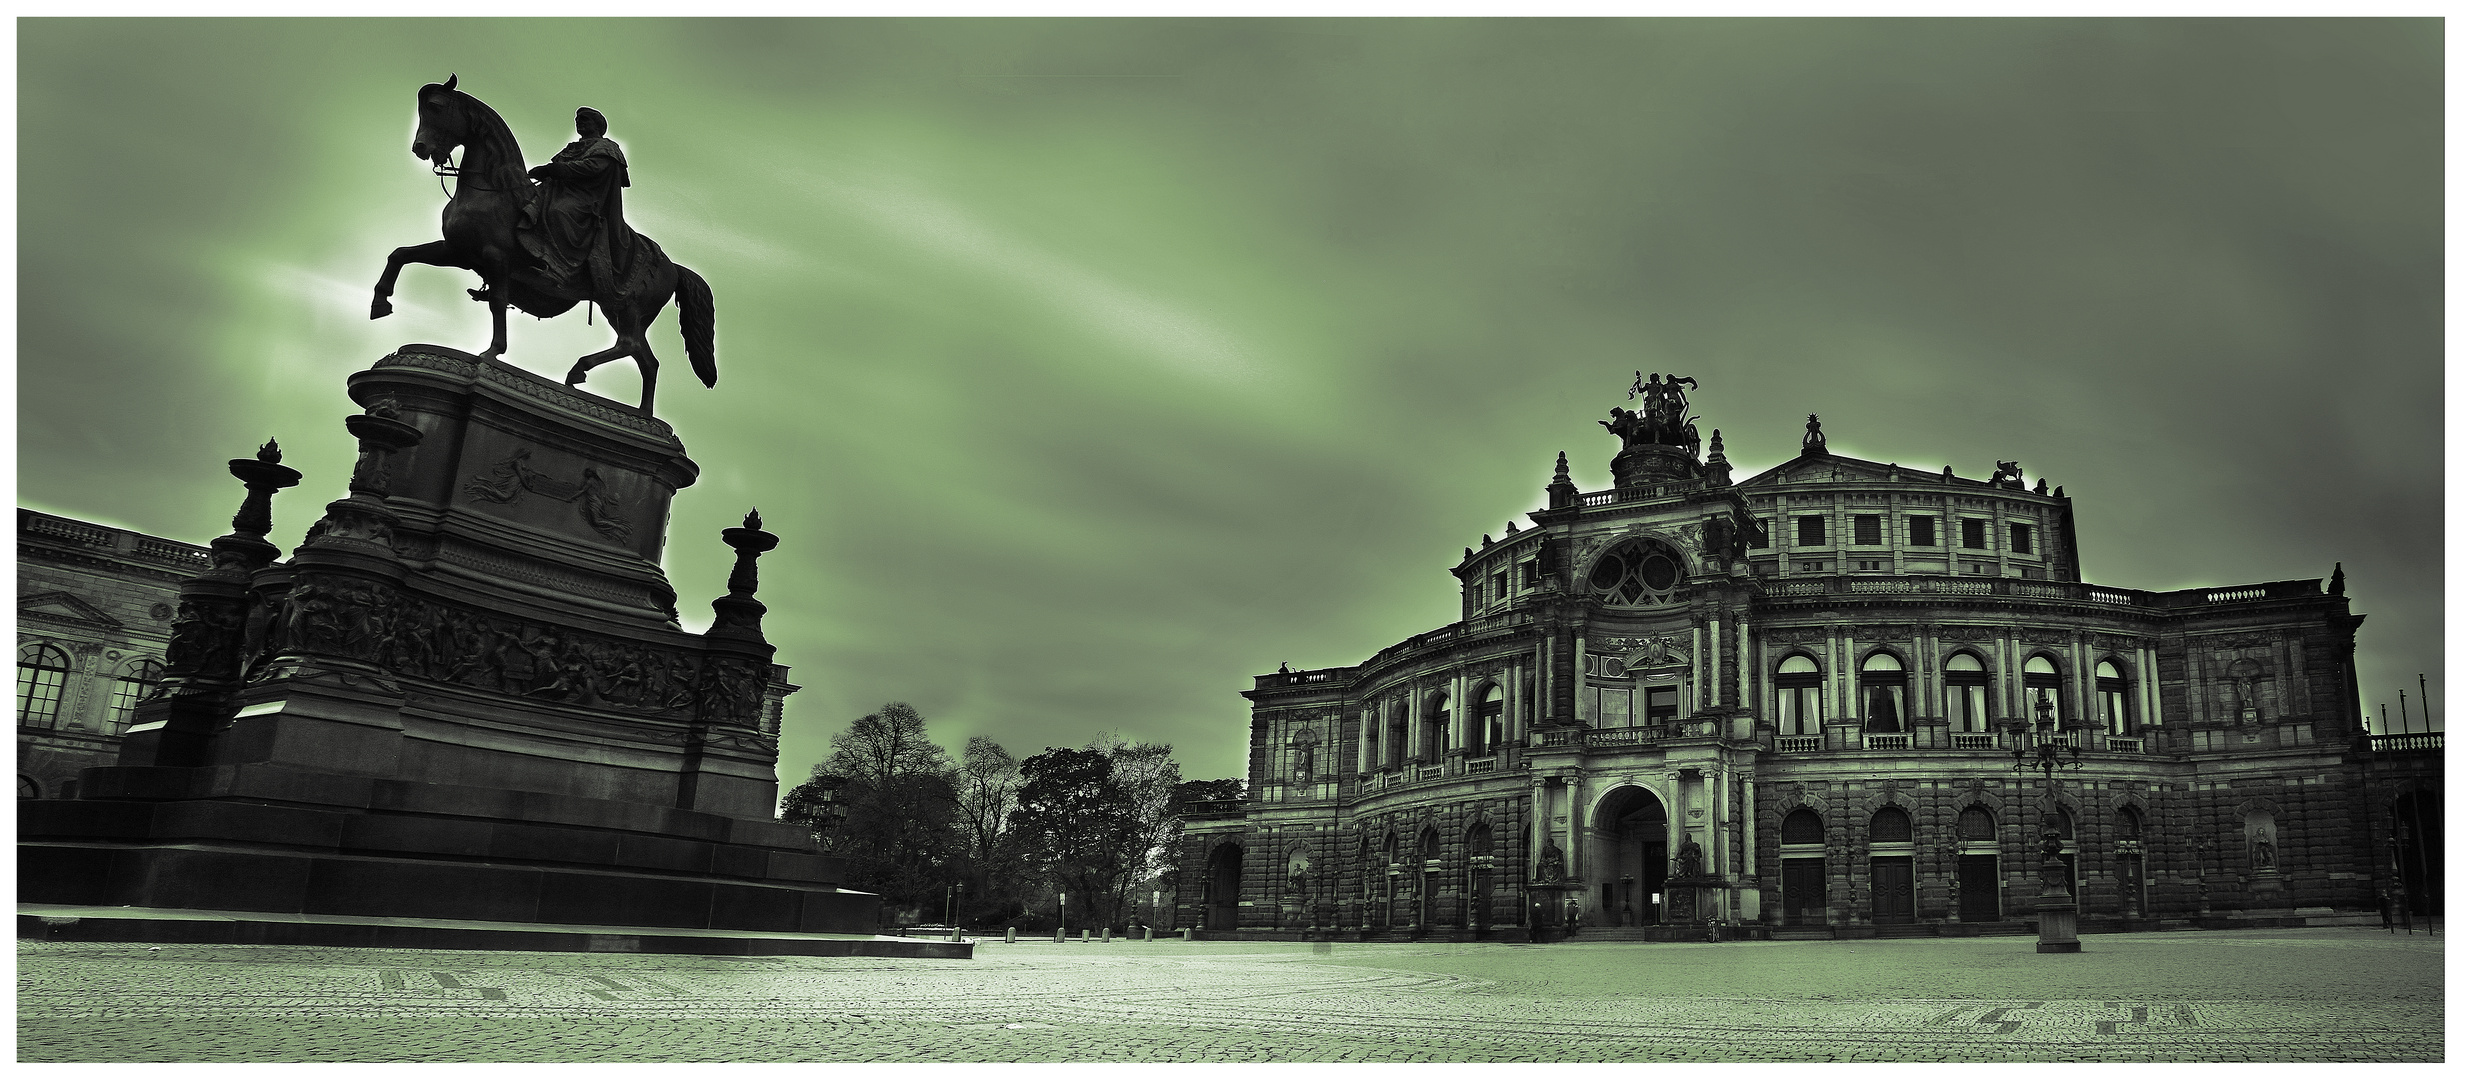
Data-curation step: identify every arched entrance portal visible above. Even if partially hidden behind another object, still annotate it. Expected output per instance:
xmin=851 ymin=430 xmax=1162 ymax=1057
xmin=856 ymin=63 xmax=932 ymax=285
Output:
xmin=1205 ymin=843 xmax=1244 ymax=930
xmin=1592 ymin=786 xmax=1669 ymax=926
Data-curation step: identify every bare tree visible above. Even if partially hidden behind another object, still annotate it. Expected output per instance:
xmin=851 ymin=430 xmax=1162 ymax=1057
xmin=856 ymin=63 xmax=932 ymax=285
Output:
xmin=956 ymin=735 xmax=1021 ymax=864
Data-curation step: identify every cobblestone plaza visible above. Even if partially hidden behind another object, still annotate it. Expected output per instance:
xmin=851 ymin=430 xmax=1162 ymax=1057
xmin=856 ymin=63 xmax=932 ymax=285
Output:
xmin=18 ymin=927 xmax=2440 ymax=1062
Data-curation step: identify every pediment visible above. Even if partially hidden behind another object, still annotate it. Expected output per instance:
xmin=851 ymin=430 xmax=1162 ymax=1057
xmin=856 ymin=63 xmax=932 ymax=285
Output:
xmin=18 ymin=590 xmax=121 ymax=630
xmin=1739 ymin=454 xmax=1907 ymax=487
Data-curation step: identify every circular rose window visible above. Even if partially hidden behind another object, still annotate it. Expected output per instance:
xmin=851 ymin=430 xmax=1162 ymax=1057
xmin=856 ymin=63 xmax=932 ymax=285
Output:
xmin=1588 ymin=540 xmax=1685 ymax=605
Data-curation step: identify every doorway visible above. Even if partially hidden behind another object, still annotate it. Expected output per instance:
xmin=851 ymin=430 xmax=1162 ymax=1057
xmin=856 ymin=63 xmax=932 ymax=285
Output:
xmin=1594 ymin=786 xmax=1668 ymax=925
xmin=1205 ymin=843 xmax=1244 ymax=930
xmin=1781 ymin=858 xmax=1826 ymax=925
xmin=1870 ymin=857 xmax=1915 ymax=923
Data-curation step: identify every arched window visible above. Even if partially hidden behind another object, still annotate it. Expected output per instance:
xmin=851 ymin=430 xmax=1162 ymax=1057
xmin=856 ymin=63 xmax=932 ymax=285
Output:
xmin=1473 ymin=684 xmax=1504 ymax=756
xmin=109 ymin=658 xmax=164 ymax=734
xmin=1588 ymin=540 xmax=1686 ymax=607
xmin=1863 ymin=805 xmax=1912 ymax=843
xmin=1781 ymin=808 xmax=1825 ymax=845
xmin=1419 ymin=826 xmax=1441 ymax=860
xmin=1774 ymin=654 xmax=1823 ymax=737
xmin=19 ymin=775 xmax=40 ymax=800
xmin=1386 ymin=698 xmax=1409 ymax=770
xmin=2117 ymin=806 xmax=2143 ymax=842
xmin=2054 ymin=807 xmax=2076 ymax=840
xmin=1958 ymin=806 xmax=1996 ymax=840
xmin=1422 ymin=691 xmax=1450 ymax=763
xmin=2096 ymin=660 xmax=2132 ymax=735
xmin=1871 ymin=806 xmax=1913 ymax=843
xmin=17 ymin=642 xmax=72 ymax=730
xmin=1860 ymin=652 xmax=1907 ymax=733
xmin=1945 ymin=652 xmax=1991 ymax=733
xmin=2024 ymin=655 xmax=2064 ymax=728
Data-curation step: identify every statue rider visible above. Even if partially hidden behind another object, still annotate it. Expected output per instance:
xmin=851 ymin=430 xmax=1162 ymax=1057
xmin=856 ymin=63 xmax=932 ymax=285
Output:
xmin=520 ymin=107 xmax=647 ymax=299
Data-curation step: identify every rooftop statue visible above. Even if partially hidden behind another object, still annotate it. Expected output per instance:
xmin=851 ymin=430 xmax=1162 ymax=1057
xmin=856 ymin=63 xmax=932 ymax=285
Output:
xmin=1602 ymin=371 xmax=1701 ymax=455
xmin=369 ymin=76 xmax=716 ymax=416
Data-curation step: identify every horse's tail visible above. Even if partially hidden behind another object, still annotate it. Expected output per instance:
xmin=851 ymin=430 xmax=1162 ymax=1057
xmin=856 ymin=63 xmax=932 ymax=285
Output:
xmin=676 ymin=264 xmax=717 ymax=388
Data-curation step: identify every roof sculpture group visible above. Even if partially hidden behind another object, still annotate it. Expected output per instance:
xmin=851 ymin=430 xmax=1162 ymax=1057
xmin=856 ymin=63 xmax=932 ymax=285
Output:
xmin=369 ymin=76 xmax=715 ymax=416
xmin=1600 ymin=371 xmax=1701 ymax=457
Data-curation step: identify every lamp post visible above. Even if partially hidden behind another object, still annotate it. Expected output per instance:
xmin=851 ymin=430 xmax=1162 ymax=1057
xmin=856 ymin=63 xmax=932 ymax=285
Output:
xmin=806 ymin=773 xmax=850 ymax=852
xmin=2012 ymin=693 xmax=2083 ymax=953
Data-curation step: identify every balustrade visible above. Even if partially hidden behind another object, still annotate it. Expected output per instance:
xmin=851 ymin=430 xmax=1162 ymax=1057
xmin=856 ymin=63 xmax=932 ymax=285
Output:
xmin=1774 ymin=735 xmax=1822 ymax=753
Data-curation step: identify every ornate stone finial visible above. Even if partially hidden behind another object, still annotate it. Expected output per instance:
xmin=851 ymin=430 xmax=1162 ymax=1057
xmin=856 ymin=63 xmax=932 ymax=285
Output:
xmin=1464 ymin=547 xmax=1474 ymax=560
xmin=1482 ymin=534 xmax=1493 ymax=546
xmin=1704 ymin=428 xmax=1733 ymax=488
xmin=2034 ymin=477 xmax=2049 ymax=495
xmin=743 ymin=508 xmax=763 ymax=531
xmin=1546 ymin=450 xmax=1578 ymax=510
xmin=722 ymin=508 xmax=779 ymax=599
xmin=2329 ymin=562 xmax=2346 ymax=595
xmin=1505 ymin=521 xmax=1519 ymax=534
xmin=226 ymin=442 xmax=304 ymax=542
xmin=2054 ymin=485 xmax=2065 ymax=498
xmin=1942 ymin=465 xmax=1955 ymax=482
xmin=1801 ymin=414 xmax=1828 ymax=457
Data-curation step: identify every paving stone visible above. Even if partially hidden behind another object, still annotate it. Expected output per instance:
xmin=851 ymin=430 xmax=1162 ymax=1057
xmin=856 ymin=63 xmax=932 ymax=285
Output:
xmin=15 ymin=927 xmax=2442 ymax=1062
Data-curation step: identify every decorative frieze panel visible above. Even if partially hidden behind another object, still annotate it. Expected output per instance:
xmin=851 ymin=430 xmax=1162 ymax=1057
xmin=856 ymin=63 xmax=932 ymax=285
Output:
xmin=250 ymin=571 xmax=765 ymax=729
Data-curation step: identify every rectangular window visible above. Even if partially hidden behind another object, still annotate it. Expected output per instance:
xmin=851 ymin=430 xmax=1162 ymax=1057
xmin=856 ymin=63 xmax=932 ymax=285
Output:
xmin=2010 ymin=523 xmax=2034 ymax=554
xmin=1961 ymin=518 xmax=1987 ymax=549
xmin=1909 ymin=515 xmax=1937 ymax=547
xmin=1645 ymin=686 xmax=1680 ymax=726
xmin=1854 ymin=559 xmax=1887 ymax=571
xmin=1490 ymin=571 xmax=1508 ymax=603
xmin=1796 ymin=560 xmax=1829 ymax=573
xmin=1751 ymin=518 xmax=1771 ymax=549
xmin=1797 ymin=515 xmax=1827 ymax=546
xmin=1520 ymin=560 xmax=1537 ymax=587
xmin=1853 ymin=514 xmax=1882 ymax=545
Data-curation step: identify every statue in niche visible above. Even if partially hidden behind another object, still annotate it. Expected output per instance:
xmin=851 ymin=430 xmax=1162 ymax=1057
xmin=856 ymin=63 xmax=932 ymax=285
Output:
xmin=1673 ymin=838 xmax=1705 ymax=879
xmin=1537 ymin=842 xmax=1567 ymax=883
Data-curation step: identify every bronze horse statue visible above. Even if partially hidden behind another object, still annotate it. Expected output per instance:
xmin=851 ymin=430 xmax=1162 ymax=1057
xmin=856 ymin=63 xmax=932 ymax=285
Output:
xmin=370 ymin=76 xmax=714 ymax=415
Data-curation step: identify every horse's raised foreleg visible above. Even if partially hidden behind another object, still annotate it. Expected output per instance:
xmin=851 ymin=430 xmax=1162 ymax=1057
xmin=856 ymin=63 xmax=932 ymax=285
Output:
xmin=565 ymin=338 xmax=634 ymax=389
xmin=372 ymin=241 xmax=456 ymax=319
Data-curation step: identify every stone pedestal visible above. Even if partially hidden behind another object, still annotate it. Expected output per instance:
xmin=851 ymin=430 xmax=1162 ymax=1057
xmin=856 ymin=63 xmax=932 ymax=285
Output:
xmin=20 ymin=346 xmax=911 ymax=950
xmin=2034 ymin=859 xmax=2081 ymax=953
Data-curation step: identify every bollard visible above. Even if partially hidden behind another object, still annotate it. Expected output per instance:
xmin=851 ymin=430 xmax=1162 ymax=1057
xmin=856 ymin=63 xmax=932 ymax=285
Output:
xmin=1182 ymin=927 xmax=1194 ymax=942
xmin=1102 ymin=927 xmax=1112 ymax=943
xmin=1054 ymin=927 xmax=1064 ymax=943
xmin=1081 ymin=928 xmax=1090 ymax=943
xmin=1144 ymin=926 xmax=1154 ymax=942
xmin=1006 ymin=927 xmax=1016 ymax=944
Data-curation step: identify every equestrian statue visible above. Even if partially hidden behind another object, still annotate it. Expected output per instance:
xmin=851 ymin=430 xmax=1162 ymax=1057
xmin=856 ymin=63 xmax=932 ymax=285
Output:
xmin=370 ymin=75 xmax=715 ymax=416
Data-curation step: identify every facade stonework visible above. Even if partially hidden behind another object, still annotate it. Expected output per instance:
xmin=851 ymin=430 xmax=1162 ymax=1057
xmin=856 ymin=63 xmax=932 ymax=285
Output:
xmin=17 ymin=510 xmax=206 ymax=799
xmin=1178 ymin=397 xmax=2443 ymax=939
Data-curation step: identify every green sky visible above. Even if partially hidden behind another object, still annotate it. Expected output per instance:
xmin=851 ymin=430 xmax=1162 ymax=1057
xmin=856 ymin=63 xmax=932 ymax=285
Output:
xmin=17 ymin=19 xmax=2444 ymax=782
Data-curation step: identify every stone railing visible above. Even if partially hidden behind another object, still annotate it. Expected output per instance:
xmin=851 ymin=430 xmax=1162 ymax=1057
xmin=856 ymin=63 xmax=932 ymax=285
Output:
xmin=1464 ymin=756 xmax=1498 ymax=774
xmin=1758 ymin=573 xmax=2329 ymax=611
xmin=1862 ymin=734 xmax=1912 ymax=751
xmin=1949 ymin=733 xmax=1999 ymax=751
xmin=2366 ymin=732 xmax=2443 ymax=753
xmin=1587 ymin=727 xmax=1663 ymax=748
xmin=2105 ymin=736 xmax=2144 ymax=753
xmin=1415 ymin=765 xmax=1444 ymax=783
xmin=1774 ymin=736 xmax=1822 ymax=753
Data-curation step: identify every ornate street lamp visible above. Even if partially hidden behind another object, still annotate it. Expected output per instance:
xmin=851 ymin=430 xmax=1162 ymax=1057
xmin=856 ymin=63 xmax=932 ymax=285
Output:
xmin=2012 ymin=692 xmax=2084 ymax=953
xmin=805 ymin=773 xmax=851 ymax=852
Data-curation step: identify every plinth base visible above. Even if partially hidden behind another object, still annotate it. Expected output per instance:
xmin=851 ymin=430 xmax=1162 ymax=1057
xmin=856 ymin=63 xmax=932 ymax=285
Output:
xmin=17 ymin=904 xmax=968 ymax=958
xmin=19 ymin=762 xmax=880 ymax=941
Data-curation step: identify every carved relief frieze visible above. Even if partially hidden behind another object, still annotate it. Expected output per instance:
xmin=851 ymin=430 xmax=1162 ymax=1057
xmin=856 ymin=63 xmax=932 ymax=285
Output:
xmin=2196 ymin=632 xmax=2277 ymax=650
xmin=2017 ymin=628 xmax=2074 ymax=646
xmin=249 ymin=570 xmax=761 ymax=728
xmin=463 ymin=448 xmax=632 ymax=542
xmin=1937 ymin=625 xmax=1999 ymax=643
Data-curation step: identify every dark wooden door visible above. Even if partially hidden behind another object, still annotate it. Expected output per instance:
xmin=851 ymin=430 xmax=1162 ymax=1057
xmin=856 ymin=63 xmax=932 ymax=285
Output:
xmin=1782 ymin=858 xmax=1826 ymax=925
xmin=1958 ymin=855 xmax=2000 ymax=922
xmin=2117 ymin=855 xmax=2144 ymax=917
xmin=1871 ymin=857 xmax=1915 ymax=923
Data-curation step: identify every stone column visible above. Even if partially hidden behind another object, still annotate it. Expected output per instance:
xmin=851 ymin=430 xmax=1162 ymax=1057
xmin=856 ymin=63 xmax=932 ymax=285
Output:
xmin=1706 ymin=616 xmax=1722 ymax=708
xmin=1736 ymin=614 xmax=1752 ymax=718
